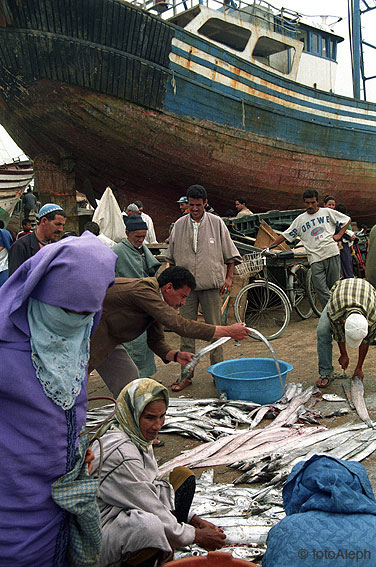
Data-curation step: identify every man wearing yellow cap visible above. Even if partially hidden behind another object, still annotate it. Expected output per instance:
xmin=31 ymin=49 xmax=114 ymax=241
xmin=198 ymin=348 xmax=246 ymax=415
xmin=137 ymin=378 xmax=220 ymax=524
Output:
xmin=316 ymin=278 xmax=376 ymax=387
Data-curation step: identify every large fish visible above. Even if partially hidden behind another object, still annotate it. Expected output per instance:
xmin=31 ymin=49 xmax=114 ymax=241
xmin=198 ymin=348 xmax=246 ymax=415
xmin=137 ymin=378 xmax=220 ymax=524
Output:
xmin=350 ymin=377 xmax=375 ymax=429
xmin=266 ymin=386 xmax=315 ymax=429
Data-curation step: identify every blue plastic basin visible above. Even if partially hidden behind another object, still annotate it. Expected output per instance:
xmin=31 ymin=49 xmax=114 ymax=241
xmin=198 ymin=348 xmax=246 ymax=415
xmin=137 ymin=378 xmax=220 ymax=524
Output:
xmin=208 ymin=358 xmax=293 ymax=404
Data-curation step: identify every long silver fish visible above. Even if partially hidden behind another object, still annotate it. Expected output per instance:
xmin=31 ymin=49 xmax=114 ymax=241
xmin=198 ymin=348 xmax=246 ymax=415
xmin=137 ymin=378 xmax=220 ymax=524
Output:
xmin=249 ymin=406 xmax=272 ymax=429
xmin=266 ymin=386 xmax=315 ymax=429
xmin=161 ymin=422 xmax=215 ymax=442
xmin=351 ymin=439 xmax=376 ymax=461
xmin=342 ymin=382 xmax=355 ymax=409
xmin=179 ymin=336 xmax=231 ymax=382
xmin=350 ymin=377 xmax=375 ymax=429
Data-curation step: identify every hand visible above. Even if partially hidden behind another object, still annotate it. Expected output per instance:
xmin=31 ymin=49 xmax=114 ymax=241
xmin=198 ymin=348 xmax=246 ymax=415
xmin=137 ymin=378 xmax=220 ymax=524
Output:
xmin=194 ymin=526 xmax=226 ymax=551
xmin=226 ymin=322 xmax=248 ymax=340
xmin=177 ymin=351 xmax=195 ymax=366
xmin=190 ymin=516 xmax=224 ymax=534
xmin=352 ymin=367 xmax=364 ymax=381
xmin=85 ymin=447 xmax=94 ymax=474
xmin=338 ymin=353 xmax=349 ymax=370
xmin=220 ymin=276 xmax=233 ymax=296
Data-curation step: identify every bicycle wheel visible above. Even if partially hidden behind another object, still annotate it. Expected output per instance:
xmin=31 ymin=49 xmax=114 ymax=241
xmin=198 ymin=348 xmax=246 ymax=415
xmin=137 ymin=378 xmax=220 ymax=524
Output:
xmin=306 ymin=267 xmax=322 ymax=317
xmin=288 ymin=264 xmax=313 ymax=319
xmin=352 ymin=253 xmax=365 ymax=278
xmin=234 ymin=280 xmax=291 ymax=340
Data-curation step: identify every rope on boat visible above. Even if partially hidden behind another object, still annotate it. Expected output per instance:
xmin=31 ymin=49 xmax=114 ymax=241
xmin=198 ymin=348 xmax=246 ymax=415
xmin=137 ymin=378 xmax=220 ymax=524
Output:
xmin=171 ymin=70 xmax=177 ymax=95
xmin=242 ymin=98 xmax=245 ymax=128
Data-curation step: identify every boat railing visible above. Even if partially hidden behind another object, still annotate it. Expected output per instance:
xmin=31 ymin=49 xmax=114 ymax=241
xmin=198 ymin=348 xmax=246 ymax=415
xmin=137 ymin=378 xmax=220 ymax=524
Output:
xmin=134 ymin=0 xmax=302 ymax=35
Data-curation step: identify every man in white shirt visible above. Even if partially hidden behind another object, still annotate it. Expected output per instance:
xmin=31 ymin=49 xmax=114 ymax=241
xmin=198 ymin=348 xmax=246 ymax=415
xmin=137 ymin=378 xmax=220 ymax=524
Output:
xmin=134 ymin=200 xmax=158 ymax=244
xmin=268 ymin=189 xmax=351 ymax=308
xmin=235 ymin=198 xmax=253 ymax=217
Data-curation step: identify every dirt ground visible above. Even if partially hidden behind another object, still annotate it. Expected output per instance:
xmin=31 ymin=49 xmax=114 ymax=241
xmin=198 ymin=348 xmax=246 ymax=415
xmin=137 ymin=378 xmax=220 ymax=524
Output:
xmin=87 ymin=309 xmax=376 ymax=488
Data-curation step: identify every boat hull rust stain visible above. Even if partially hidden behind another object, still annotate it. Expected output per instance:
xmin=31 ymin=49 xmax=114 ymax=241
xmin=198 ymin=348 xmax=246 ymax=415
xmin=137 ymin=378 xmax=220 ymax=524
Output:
xmin=0 ymin=0 xmax=376 ymax=234
xmin=0 ymin=79 xmax=373 ymax=235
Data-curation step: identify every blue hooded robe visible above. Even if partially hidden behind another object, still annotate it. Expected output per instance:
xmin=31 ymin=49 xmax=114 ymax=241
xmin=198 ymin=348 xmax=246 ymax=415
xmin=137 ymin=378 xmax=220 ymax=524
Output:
xmin=263 ymin=455 xmax=376 ymax=566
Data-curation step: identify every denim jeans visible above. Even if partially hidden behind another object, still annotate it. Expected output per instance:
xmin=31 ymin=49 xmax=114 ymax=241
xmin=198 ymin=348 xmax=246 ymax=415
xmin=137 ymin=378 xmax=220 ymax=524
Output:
xmin=317 ymin=304 xmax=333 ymax=376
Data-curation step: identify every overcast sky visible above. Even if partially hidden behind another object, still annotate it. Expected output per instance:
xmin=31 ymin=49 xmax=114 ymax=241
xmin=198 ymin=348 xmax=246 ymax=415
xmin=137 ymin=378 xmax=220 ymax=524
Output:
xmin=1 ymin=0 xmax=375 ymax=160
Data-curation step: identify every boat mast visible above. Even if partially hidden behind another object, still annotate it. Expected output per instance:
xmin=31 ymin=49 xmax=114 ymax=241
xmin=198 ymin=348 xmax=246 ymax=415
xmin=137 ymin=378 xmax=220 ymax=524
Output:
xmin=351 ymin=0 xmax=361 ymax=98
xmin=350 ymin=0 xmax=376 ymax=100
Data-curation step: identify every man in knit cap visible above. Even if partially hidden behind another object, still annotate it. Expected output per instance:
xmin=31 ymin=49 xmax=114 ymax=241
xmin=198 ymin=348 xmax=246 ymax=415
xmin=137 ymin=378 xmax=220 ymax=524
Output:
xmin=109 ymin=214 xmax=161 ymax=381
xmin=8 ymin=203 xmax=66 ymax=276
xmin=122 ymin=203 xmax=140 ymax=226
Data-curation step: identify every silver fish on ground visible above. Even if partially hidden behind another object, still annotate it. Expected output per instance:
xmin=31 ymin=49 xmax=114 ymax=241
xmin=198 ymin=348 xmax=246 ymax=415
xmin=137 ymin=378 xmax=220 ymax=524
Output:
xmin=342 ymin=382 xmax=355 ymax=409
xmin=322 ymin=393 xmax=347 ymax=402
xmin=323 ymin=408 xmax=350 ymax=418
xmin=350 ymin=377 xmax=375 ymax=429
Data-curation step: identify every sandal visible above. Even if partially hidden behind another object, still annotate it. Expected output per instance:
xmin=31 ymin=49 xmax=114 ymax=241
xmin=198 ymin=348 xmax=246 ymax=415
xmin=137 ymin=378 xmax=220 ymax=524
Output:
xmin=315 ymin=375 xmax=334 ymax=389
xmin=171 ymin=377 xmax=193 ymax=392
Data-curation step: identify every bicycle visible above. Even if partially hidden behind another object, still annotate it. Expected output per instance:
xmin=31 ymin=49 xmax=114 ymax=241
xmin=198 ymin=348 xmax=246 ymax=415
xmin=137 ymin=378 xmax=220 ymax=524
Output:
xmin=233 ymin=249 xmax=313 ymax=340
xmin=352 ymin=229 xmax=368 ymax=278
xmin=305 ymin=266 xmax=323 ymax=317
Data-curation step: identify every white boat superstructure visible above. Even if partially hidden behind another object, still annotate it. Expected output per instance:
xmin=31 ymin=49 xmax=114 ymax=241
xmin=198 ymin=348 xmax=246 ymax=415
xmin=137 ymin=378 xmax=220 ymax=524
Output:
xmin=136 ymin=0 xmax=344 ymax=92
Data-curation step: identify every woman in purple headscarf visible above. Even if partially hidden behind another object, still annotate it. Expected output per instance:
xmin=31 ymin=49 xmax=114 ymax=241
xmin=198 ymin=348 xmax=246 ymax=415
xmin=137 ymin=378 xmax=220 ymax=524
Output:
xmin=0 ymin=232 xmax=117 ymax=567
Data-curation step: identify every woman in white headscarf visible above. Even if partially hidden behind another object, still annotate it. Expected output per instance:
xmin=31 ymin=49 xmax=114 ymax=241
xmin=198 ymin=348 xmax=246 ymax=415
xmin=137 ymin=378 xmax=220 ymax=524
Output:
xmin=92 ymin=378 xmax=226 ymax=566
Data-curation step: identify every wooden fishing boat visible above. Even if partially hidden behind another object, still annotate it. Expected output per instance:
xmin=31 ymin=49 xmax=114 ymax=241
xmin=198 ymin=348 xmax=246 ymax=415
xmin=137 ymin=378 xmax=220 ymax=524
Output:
xmin=0 ymin=0 xmax=375 ymax=235
xmin=0 ymin=161 xmax=34 ymax=225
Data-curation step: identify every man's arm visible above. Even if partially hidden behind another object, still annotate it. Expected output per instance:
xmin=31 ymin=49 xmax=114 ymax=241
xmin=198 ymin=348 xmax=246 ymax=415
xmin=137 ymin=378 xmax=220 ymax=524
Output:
xmin=220 ymin=262 xmax=235 ymax=295
xmin=333 ymin=219 xmax=351 ymax=242
xmin=353 ymin=342 xmax=369 ymax=380
xmin=337 ymin=341 xmax=349 ymax=371
xmin=148 ymin=320 xmax=249 ymax=365
xmin=266 ymin=234 xmax=286 ymax=249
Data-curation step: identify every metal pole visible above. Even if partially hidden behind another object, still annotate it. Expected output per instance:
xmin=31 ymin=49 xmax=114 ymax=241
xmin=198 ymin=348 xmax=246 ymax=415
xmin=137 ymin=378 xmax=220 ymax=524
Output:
xmin=352 ymin=0 xmax=361 ymax=99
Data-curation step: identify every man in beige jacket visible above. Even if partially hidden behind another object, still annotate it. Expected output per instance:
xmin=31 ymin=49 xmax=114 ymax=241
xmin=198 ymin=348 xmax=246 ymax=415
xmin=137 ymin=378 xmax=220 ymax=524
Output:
xmin=166 ymin=185 xmax=242 ymax=390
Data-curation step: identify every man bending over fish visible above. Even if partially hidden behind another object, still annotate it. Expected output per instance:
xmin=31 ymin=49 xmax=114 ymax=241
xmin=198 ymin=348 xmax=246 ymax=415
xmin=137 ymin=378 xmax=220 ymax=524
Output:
xmin=316 ymin=278 xmax=376 ymax=387
xmin=89 ymin=266 xmax=248 ymax=397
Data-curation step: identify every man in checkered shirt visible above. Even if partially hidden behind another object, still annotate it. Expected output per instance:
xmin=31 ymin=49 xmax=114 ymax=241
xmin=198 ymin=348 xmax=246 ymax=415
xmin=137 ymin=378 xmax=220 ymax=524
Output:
xmin=316 ymin=278 xmax=376 ymax=387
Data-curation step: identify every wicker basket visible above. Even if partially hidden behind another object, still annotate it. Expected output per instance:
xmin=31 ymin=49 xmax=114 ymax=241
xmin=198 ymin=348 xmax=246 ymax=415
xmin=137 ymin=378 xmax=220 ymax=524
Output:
xmin=235 ymin=251 xmax=264 ymax=276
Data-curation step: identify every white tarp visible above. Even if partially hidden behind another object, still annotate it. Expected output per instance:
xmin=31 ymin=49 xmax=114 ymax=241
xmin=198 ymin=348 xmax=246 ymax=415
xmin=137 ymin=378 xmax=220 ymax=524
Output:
xmin=92 ymin=187 xmax=125 ymax=243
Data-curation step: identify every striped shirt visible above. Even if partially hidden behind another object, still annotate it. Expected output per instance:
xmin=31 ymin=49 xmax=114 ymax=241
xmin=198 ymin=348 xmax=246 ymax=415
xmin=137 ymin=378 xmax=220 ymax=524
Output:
xmin=328 ymin=278 xmax=376 ymax=344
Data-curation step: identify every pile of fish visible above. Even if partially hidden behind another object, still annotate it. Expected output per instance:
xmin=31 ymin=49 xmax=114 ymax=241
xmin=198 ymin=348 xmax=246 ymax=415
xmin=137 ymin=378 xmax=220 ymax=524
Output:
xmin=85 ymin=381 xmax=376 ymax=563
xmin=173 ymin=468 xmax=282 ymax=562
xmin=160 ymin=422 xmax=376 ymax=485
xmin=86 ymin=381 xmax=375 ymax=443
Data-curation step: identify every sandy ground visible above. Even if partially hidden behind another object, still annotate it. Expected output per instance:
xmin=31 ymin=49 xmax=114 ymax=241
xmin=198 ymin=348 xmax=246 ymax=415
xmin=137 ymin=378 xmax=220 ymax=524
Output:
xmin=87 ymin=309 xmax=376 ymax=488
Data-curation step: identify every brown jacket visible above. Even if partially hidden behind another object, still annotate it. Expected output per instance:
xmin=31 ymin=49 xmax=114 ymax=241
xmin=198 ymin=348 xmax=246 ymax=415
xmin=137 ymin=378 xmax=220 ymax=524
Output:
xmin=89 ymin=277 xmax=215 ymax=370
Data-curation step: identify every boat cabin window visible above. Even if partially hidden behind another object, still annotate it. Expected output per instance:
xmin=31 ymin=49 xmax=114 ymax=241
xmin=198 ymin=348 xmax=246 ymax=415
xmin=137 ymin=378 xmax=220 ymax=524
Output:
xmin=299 ymin=27 xmax=338 ymax=61
xmin=252 ymin=37 xmax=295 ymax=74
xmin=198 ymin=18 xmax=251 ymax=51
xmin=310 ymin=32 xmax=320 ymax=54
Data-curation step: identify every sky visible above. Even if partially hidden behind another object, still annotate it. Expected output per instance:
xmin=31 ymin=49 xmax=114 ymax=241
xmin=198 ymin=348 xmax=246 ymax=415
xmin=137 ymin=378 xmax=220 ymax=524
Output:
xmin=1 ymin=0 xmax=376 ymax=160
